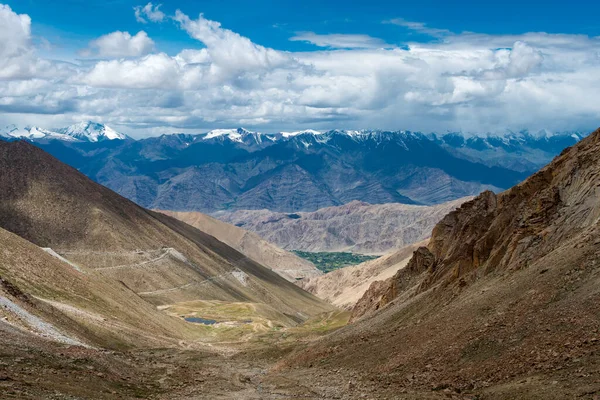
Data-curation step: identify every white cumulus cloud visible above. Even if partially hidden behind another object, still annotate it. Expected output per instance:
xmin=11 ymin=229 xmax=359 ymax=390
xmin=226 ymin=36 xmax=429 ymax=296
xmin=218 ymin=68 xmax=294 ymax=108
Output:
xmin=134 ymin=2 xmax=165 ymax=24
xmin=83 ymin=53 xmax=179 ymax=88
xmin=0 ymin=4 xmax=36 ymax=79
xmin=1 ymin=3 xmax=600 ymax=136
xmin=173 ymin=11 xmax=296 ymax=81
xmin=84 ymin=31 xmax=155 ymax=58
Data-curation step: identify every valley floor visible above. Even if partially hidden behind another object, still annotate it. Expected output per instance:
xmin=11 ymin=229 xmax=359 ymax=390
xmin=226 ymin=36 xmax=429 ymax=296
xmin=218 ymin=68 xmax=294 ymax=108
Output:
xmin=2 ymin=310 xmax=597 ymax=400
xmin=0 ymin=315 xmax=351 ymax=400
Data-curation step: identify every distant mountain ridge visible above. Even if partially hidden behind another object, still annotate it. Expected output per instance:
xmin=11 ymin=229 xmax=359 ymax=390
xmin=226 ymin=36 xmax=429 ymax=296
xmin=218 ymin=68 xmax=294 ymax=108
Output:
xmin=0 ymin=121 xmax=129 ymax=142
xmin=216 ymin=198 xmax=470 ymax=254
xmin=1 ymin=121 xmax=584 ymax=143
xmin=435 ymin=129 xmax=586 ymax=173
xmin=2 ymin=122 xmax=583 ymax=148
xmin=0 ymin=123 xmax=584 ymax=213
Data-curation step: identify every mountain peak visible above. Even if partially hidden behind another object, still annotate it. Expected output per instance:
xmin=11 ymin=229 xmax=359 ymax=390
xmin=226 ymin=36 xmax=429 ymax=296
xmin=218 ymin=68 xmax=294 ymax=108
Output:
xmin=202 ymin=127 xmax=258 ymax=143
xmin=56 ymin=121 xmax=128 ymax=142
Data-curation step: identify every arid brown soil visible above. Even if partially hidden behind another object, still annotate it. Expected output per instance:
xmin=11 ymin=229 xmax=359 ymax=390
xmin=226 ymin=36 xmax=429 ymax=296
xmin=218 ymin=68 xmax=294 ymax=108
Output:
xmin=0 ymin=141 xmax=332 ymax=330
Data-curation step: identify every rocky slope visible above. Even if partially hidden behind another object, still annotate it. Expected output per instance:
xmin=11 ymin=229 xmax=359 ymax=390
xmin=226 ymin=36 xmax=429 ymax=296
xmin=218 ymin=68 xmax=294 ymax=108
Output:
xmin=281 ymin=127 xmax=600 ymax=398
xmin=350 ymin=127 xmax=599 ymax=320
xmin=156 ymin=210 xmax=322 ymax=281
xmin=216 ymin=197 xmax=470 ymax=254
xmin=297 ymin=241 xmax=426 ymax=309
xmin=0 ymin=140 xmax=333 ymax=346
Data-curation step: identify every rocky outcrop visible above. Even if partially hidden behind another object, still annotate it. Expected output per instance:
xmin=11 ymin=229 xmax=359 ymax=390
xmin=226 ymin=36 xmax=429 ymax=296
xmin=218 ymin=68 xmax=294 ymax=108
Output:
xmin=347 ymin=278 xmax=391 ymax=321
xmin=350 ymin=245 xmax=435 ymax=321
xmin=352 ymin=128 xmax=600 ymax=320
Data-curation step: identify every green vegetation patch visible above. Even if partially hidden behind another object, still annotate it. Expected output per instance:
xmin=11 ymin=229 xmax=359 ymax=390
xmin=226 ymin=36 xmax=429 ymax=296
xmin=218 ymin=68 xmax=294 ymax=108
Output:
xmin=292 ymin=251 xmax=379 ymax=273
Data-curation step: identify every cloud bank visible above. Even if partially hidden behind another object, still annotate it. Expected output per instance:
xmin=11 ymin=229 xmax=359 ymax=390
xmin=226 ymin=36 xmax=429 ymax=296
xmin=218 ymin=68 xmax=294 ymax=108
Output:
xmin=1 ymin=2 xmax=599 ymax=136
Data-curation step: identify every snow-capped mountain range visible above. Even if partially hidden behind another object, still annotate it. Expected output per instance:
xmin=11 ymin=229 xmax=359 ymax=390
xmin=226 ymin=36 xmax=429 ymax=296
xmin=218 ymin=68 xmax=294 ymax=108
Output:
xmin=193 ymin=127 xmax=586 ymax=147
xmin=0 ymin=122 xmax=586 ymax=146
xmin=0 ymin=121 xmax=129 ymax=143
xmin=186 ymin=127 xmax=587 ymax=158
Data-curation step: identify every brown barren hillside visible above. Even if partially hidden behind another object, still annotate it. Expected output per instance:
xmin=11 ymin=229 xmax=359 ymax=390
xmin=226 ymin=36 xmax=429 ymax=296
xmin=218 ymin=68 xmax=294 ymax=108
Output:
xmin=0 ymin=226 xmax=196 ymax=349
xmin=280 ymin=128 xmax=600 ymax=399
xmin=157 ymin=210 xmax=321 ymax=281
xmin=0 ymin=141 xmax=332 ymax=333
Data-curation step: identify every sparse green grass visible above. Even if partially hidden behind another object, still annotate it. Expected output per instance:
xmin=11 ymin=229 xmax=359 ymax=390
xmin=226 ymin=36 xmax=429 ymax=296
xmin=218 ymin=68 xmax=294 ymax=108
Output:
xmin=253 ymin=310 xmax=350 ymax=346
xmin=158 ymin=301 xmax=350 ymax=345
xmin=164 ymin=300 xmax=257 ymax=321
xmin=159 ymin=300 xmax=294 ymax=343
xmin=292 ymin=251 xmax=379 ymax=273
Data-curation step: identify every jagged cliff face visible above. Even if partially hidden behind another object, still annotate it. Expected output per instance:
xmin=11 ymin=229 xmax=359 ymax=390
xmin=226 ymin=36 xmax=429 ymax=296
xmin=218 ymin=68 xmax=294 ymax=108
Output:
xmin=353 ymin=128 xmax=600 ymax=320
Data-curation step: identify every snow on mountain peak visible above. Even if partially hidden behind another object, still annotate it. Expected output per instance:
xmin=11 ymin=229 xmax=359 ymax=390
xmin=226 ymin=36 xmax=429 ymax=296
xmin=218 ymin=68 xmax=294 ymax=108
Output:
xmin=280 ymin=129 xmax=322 ymax=138
xmin=56 ymin=121 xmax=128 ymax=142
xmin=203 ymin=128 xmax=258 ymax=142
xmin=0 ymin=121 xmax=128 ymax=142
xmin=0 ymin=125 xmax=78 ymax=141
xmin=0 ymin=124 xmax=19 ymax=138
xmin=0 ymin=123 xmax=586 ymax=147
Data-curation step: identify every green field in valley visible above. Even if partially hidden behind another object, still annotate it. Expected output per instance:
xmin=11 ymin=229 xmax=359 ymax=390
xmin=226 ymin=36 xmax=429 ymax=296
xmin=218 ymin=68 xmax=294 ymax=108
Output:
xmin=292 ymin=251 xmax=379 ymax=273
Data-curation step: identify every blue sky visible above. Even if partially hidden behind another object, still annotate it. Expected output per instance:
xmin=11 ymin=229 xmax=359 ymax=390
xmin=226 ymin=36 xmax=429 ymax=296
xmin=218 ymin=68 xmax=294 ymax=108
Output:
xmin=18 ymin=0 xmax=600 ymax=57
xmin=1 ymin=0 xmax=600 ymax=136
